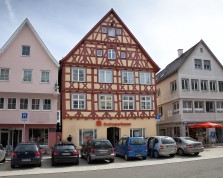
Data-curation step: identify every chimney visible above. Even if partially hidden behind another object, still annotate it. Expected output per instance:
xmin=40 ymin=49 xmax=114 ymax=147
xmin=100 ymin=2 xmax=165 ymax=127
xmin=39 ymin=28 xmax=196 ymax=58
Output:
xmin=177 ymin=49 xmax=183 ymax=57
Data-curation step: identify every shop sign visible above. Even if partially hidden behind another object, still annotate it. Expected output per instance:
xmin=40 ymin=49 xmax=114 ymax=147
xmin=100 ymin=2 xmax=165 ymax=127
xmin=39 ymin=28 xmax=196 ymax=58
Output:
xmin=96 ymin=120 xmax=131 ymax=127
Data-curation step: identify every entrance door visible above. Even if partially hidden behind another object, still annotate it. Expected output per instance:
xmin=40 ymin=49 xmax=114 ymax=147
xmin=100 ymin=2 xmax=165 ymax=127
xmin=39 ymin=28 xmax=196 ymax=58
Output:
xmin=9 ymin=129 xmax=22 ymax=148
xmin=107 ymin=127 xmax=120 ymax=146
xmin=1 ymin=132 xmax=9 ymax=147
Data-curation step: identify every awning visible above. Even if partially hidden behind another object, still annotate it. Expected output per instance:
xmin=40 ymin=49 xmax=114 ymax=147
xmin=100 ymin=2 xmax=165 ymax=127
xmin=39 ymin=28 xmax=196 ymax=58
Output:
xmin=188 ymin=122 xmax=223 ymax=128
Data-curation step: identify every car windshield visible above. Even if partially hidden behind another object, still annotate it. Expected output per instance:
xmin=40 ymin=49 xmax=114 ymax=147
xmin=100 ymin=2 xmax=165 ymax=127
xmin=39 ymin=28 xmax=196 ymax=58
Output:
xmin=16 ymin=144 xmax=37 ymax=151
xmin=161 ymin=138 xmax=175 ymax=144
xmin=93 ymin=141 xmax=112 ymax=149
xmin=183 ymin=137 xmax=198 ymax=142
xmin=56 ymin=145 xmax=75 ymax=150
xmin=130 ymin=138 xmax=146 ymax=145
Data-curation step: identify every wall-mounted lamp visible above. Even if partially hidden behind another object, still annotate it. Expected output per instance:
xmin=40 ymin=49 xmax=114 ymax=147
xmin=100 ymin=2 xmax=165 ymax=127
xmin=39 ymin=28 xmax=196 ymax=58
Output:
xmin=54 ymin=82 xmax=59 ymax=92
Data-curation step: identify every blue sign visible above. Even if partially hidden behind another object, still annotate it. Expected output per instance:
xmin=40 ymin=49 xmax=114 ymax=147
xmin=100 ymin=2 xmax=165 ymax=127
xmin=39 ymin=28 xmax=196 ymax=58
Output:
xmin=211 ymin=132 xmax=216 ymax=138
xmin=21 ymin=113 xmax=28 ymax=121
xmin=156 ymin=114 xmax=161 ymax=121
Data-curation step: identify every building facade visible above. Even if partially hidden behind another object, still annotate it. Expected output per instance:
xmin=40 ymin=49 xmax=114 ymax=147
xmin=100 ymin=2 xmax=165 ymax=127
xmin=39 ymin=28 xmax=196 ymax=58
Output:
xmin=156 ymin=40 xmax=223 ymax=144
xmin=0 ymin=19 xmax=59 ymax=148
xmin=60 ymin=9 xmax=160 ymax=147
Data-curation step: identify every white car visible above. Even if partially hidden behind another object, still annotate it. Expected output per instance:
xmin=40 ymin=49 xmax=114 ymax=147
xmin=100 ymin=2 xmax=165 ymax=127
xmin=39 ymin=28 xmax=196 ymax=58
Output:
xmin=0 ymin=144 xmax=6 ymax=162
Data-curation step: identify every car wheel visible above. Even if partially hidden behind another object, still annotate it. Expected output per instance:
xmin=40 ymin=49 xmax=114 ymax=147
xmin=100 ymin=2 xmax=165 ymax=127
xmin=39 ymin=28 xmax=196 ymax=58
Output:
xmin=1 ymin=157 xmax=5 ymax=163
xmin=153 ymin=150 xmax=159 ymax=158
xmin=87 ymin=155 xmax=92 ymax=164
xmin=177 ymin=148 xmax=184 ymax=156
xmin=110 ymin=159 xmax=114 ymax=163
xmin=11 ymin=163 xmax=15 ymax=168
xmin=194 ymin=152 xmax=199 ymax=156
xmin=38 ymin=161 xmax=42 ymax=167
xmin=143 ymin=156 xmax=147 ymax=160
xmin=51 ymin=159 xmax=56 ymax=166
xmin=74 ymin=159 xmax=79 ymax=165
xmin=170 ymin=154 xmax=175 ymax=157
xmin=124 ymin=154 xmax=129 ymax=161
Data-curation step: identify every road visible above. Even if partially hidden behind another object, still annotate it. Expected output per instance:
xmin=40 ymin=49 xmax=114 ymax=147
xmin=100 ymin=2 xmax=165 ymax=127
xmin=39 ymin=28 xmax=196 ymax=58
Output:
xmin=0 ymin=146 xmax=223 ymax=177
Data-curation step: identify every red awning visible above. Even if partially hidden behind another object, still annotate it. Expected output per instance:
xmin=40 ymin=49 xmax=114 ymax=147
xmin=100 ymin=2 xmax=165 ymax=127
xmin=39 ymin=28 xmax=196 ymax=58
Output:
xmin=188 ymin=122 xmax=223 ymax=128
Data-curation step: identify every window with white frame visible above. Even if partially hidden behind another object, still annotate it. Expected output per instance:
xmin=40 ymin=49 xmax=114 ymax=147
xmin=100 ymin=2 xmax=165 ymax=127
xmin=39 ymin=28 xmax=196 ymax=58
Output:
xmin=183 ymin=101 xmax=193 ymax=112
xmin=116 ymin=28 xmax=122 ymax=35
xmin=43 ymin=99 xmax=51 ymax=110
xmin=41 ymin=71 xmax=50 ymax=83
xmin=29 ymin=128 xmax=48 ymax=145
xmin=191 ymin=79 xmax=199 ymax=91
xmin=122 ymin=95 xmax=135 ymax=110
xmin=170 ymin=80 xmax=177 ymax=92
xmin=139 ymin=72 xmax=151 ymax=85
xmin=0 ymin=68 xmax=9 ymax=81
xmin=210 ymin=81 xmax=217 ymax=91
xmin=194 ymin=59 xmax=202 ymax=69
xmin=97 ymin=49 xmax=103 ymax=57
xmin=72 ymin=68 xmax=85 ymax=82
xmin=201 ymin=80 xmax=208 ymax=91
xmin=173 ymin=102 xmax=179 ymax=113
xmin=181 ymin=78 xmax=189 ymax=90
xmin=0 ymin=98 xmax=4 ymax=109
xmin=23 ymin=70 xmax=32 ymax=82
xmin=72 ymin=94 xmax=86 ymax=109
xmin=8 ymin=98 xmax=16 ymax=109
xmin=204 ymin=60 xmax=211 ymax=70
xmin=122 ymin=71 xmax=134 ymax=84
xmin=130 ymin=128 xmax=145 ymax=137
xmin=108 ymin=28 xmax=115 ymax=37
xmin=99 ymin=94 xmax=113 ymax=110
xmin=20 ymin=98 xmax=28 ymax=109
xmin=121 ymin=51 xmax=126 ymax=59
xmin=140 ymin=95 xmax=152 ymax=110
xmin=22 ymin=45 xmax=30 ymax=56
xmin=32 ymin=99 xmax=40 ymax=110
xmin=101 ymin=26 xmax=107 ymax=33
xmin=79 ymin=129 xmax=97 ymax=146
xmin=99 ymin=69 xmax=113 ymax=83
xmin=218 ymin=81 xmax=223 ymax=92
xmin=216 ymin=101 xmax=223 ymax=112
xmin=194 ymin=101 xmax=204 ymax=112
xmin=206 ymin=101 xmax=215 ymax=112
xmin=108 ymin=49 xmax=116 ymax=59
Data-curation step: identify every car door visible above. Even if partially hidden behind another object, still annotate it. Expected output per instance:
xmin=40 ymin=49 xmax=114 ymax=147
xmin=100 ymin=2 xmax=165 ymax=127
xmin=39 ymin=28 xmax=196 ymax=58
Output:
xmin=115 ymin=138 xmax=123 ymax=156
xmin=81 ymin=141 xmax=90 ymax=158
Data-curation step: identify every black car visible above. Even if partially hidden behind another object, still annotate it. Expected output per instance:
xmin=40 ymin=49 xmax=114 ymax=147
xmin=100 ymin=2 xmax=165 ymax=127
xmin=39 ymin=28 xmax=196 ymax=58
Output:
xmin=80 ymin=139 xmax=115 ymax=164
xmin=11 ymin=143 xmax=42 ymax=168
xmin=51 ymin=142 xmax=79 ymax=166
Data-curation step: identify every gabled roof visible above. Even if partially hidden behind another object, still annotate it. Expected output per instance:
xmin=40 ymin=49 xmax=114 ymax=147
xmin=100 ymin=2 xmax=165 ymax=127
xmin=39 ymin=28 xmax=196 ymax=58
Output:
xmin=0 ymin=18 xmax=59 ymax=67
xmin=156 ymin=40 xmax=223 ymax=83
xmin=60 ymin=8 xmax=160 ymax=73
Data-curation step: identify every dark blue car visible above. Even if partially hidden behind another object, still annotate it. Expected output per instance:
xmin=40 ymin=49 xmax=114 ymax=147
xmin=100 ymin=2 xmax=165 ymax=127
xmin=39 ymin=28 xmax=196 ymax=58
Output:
xmin=115 ymin=137 xmax=147 ymax=161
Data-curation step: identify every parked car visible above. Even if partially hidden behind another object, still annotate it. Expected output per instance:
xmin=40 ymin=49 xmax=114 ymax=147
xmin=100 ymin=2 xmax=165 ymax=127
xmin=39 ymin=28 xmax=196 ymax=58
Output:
xmin=115 ymin=137 xmax=147 ymax=161
xmin=0 ymin=144 xmax=6 ymax=163
xmin=80 ymin=139 xmax=115 ymax=164
xmin=11 ymin=143 xmax=42 ymax=168
xmin=146 ymin=136 xmax=177 ymax=158
xmin=173 ymin=137 xmax=204 ymax=156
xmin=51 ymin=142 xmax=79 ymax=166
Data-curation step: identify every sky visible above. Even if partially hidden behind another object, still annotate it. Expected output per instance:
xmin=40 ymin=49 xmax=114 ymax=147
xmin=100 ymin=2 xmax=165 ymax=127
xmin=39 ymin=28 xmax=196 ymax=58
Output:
xmin=1 ymin=0 xmax=223 ymax=70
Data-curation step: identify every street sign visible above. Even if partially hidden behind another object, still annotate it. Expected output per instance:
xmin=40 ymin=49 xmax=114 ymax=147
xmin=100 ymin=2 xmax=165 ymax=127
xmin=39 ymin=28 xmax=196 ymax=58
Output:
xmin=21 ymin=113 xmax=28 ymax=121
xmin=156 ymin=114 xmax=160 ymax=121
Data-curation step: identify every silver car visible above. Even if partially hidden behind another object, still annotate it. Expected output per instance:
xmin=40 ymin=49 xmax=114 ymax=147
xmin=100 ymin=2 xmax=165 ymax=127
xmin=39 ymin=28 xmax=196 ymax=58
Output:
xmin=147 ymin=136 xmax=177 ymax=158
xmin=0 ymin=144 xmax=6 ymax=163
xmin=173 ymin=137 xmax=204 ymax=156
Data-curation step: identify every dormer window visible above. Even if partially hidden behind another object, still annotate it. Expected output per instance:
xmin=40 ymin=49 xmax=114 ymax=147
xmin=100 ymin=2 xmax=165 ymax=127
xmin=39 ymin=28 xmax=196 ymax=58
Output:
xmin=22 ymin=45 xmax=30 ymax=56
xmin=108 ymin=28 xmax=115 ymax=37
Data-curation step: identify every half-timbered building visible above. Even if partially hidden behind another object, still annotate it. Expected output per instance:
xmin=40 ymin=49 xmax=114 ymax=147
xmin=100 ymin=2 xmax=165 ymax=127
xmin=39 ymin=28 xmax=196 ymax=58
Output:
xmin=60 ymin=9 xmax=160 ymax=147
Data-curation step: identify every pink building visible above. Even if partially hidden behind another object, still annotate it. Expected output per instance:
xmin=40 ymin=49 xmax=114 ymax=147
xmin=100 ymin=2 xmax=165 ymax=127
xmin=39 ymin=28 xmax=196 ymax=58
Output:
xmin=0 ymin=19 xmax=59 ymax=148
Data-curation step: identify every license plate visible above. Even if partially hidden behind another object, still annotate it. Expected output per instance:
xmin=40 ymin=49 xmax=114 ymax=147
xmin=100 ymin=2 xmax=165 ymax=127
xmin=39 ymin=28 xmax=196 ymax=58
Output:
xmin=22 ymin=159 xmax=31 ymax=162
xmin=62 ymin=153 xmax=71 ymax=155
xmin=136 ymin=154 xmax=142 ymax=157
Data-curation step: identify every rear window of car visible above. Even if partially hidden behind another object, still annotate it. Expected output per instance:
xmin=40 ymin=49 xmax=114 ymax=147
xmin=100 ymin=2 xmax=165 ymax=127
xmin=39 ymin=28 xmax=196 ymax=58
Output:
xmin=161 ymin=138 xmax=175 ymax=144
xmin=16 ymin=144 xmax=38 ymax=151
xmin=56 ymin=145 xmax=75 ymax=150
xmin=130 ymin=138 xmax=146 ymax=145
xmin=93 ymin=141 xmax=112 ymax=149
xmin=183 ymin=137 xmax=197 ymax=142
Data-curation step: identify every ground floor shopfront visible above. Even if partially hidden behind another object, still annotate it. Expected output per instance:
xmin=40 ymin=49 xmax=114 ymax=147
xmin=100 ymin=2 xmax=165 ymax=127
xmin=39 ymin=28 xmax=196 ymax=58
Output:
xmin=62 ymin=118 xmax=157 ymax=148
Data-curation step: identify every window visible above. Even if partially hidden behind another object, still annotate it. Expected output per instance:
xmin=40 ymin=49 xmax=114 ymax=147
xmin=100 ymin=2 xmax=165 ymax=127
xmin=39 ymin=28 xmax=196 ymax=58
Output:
xmin=116 ymin=28 xmax=122 ymax=35
xmin=194 ymin=101 xmax=204 ymax=112
xmin=57 ymin=111 xmax=60 ymax=123
xmin=130 ymin=129 xmax=146 ymax=137
xmin=108 ymin=49 xmax=116 ymax=59
xmin=22 ymin=45 xmax=30 ymax=56
xmin=99 ymin=94 xmax=113 ymax=110
xmin=181 ymin=78 xmax=189 ymax=90
xmin=72 ymin=94 xmax=86 ymax=109
xmin=8 ymin=98 xmax=16 ymax=109
xmin=183 ymin=101 xmax=193 ymax=112
xmin=158 ymin=107 xmax=163 ymax=116
xmin=99 ymin=69 xmax=113 ymax=83
xmin=20 ymin=98 xmax=28 ymax=109
xmin=121 ymin=51 xmax=126 ymax=59
xmin=140 ymin=95 xmax=152 ymax=110
xmin=43 ymin=99 xmax=51 ymax=110
xmin=139 ymin=72 xmax=151 ymax=85
xmin=101 ymin=26 xmax=107 ymax=33
xmin=216 ymin=101 xmax=223 ymax=112
xmin=122 ymin=71 xmax=134 ymax=84
xmin=108 ymin=28 xmax=115 ymax=37
xmin=23 ymin=70 xmax=32 ymax=82
xmin=72 ymin=68 xmax=85 ymax=82
xmin=41 ymin=71 xmax=49 ymax=83
xmin=97 ymin=49 xmax=102 ymax=57
xmin=204 ymin=60 xmax=211 ymax=70
xmin=201 ymin=80 xmax=208 ymax=91
xmin=200 ymin=48 xmax=203 ymax=53
xmin=29 ymin=128 xmax=48 ymax=145
xmin=122 ymin=95 xmax=135 ymax=110
xmin=210 ymin=81 xmax=216 ymax=91
xmin=0 ymin=98 xmax=4 ymax=109
xmin=206 ymin=101 xmax=215 ymax=112
xmin=79 ymin=129 xmax=97 ymax=146
xmin=157 ymin=89 xmax=161 ymax=97
xmin=173 ymin=102 xmax=179 ymax=113
xmin=219 ymin=81 xmax=223 ymax=92
xmin=32 ymin=99 xmax=40 ymax=110
xmin=194 ymin=59 xmax=202 ymax=69
xmin=170 ymin=80 xmax=177 ymax=92
xmin=0 ymin=68 xmax=9 ymax=81
xmin=191 ymin=79 xmax=199 ymax=90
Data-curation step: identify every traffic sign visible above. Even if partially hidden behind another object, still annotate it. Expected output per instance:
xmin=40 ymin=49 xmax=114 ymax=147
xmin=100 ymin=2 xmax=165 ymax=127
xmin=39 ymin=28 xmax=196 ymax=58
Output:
xmin=21 ymin=113 xmax=28 ymax=121
xmin=156 ymin=114 xmax=160 ymax=121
